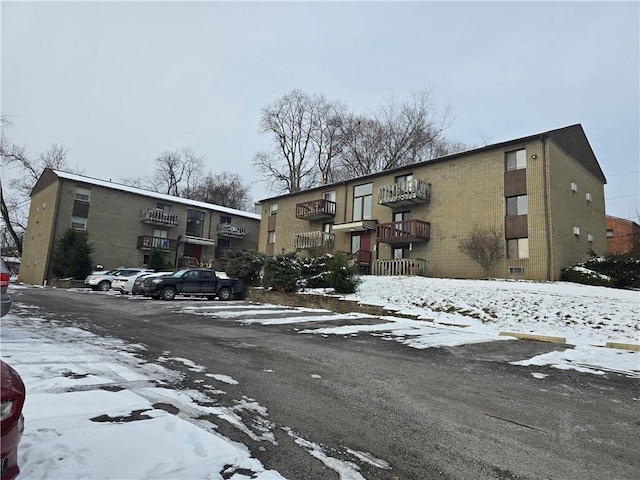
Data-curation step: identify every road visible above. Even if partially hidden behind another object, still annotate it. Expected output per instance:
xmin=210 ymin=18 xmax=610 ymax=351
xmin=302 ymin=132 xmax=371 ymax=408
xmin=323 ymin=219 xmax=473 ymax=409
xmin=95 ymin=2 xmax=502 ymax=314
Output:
xmin=8 ymin=286 xmax=639 ymax=480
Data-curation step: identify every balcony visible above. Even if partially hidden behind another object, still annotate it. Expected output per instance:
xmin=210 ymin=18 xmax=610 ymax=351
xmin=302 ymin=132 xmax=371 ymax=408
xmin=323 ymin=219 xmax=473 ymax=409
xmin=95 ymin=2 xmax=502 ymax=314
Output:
xmin=294 ymin=231 xmax=335 ymax=250
xmin=141 ymin=208 xmax=179 ymax=227
xmin=376 ymin=219 xmax=431 ymax=244
xmin=351 ymin=249 xmax=372 ymax=266
xmin=217 ymin=223 xmax=248 ymax=238
xmin=137 ymin=235 xmax=177 ymax=252
xmin=295 ymin=199 xmax=337 ymax=221
xmin=378 ymin=179 xmax=431 ymax=207
xmin=372 ymin=258 xmax=427 ymax=276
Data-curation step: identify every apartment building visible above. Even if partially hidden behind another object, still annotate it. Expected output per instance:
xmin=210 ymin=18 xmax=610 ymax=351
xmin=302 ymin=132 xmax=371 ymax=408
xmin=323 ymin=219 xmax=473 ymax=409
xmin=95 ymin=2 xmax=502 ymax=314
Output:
xmin=19 ymin=169 xmax=260 ymax=285
xmin=606 ymin=216 xmax=640 ymax=255
xmin=257 ymin=124 xmax=607 ymax=281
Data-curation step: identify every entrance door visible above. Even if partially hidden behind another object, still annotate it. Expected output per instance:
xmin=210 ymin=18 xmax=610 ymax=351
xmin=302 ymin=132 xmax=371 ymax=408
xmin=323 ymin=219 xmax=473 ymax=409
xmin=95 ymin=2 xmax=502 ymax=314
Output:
xmin=351 ymin=232 xmax=372 ymax=273
xmin=183 ymin=244 xmax=202 ymax=264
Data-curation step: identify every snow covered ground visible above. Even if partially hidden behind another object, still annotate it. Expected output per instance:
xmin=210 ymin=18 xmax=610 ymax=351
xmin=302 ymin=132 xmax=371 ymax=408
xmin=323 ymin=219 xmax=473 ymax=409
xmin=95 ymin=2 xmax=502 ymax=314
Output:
xmin=0 ymin=277 xmax=638 ymax=479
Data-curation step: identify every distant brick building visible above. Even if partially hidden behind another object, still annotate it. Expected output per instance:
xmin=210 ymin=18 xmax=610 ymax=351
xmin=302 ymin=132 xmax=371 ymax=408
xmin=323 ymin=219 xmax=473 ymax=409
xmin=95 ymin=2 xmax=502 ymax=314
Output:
xmin=606 ymin=216 xmax=640 ymax=255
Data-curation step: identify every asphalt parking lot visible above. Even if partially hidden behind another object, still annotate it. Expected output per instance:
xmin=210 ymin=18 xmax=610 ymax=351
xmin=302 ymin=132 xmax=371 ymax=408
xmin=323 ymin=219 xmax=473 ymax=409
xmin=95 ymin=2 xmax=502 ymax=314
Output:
xmin=5 ymin=285 xmax=640 ymax=480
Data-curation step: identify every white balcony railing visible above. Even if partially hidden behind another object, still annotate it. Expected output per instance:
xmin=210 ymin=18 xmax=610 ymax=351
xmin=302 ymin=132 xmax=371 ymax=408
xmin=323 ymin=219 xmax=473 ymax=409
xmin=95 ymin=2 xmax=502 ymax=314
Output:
xmin=378 ymin=179 xmax=431 ymax=206
xmin=217 ymin=223 xmax=248 ymax=238
xmin=140 ymin=208 xmax=179 ymax=227
xmin=294 ymin=231 xmax=335 ymax=250
xmin=372 ymin=258 xmax=427 ymax=276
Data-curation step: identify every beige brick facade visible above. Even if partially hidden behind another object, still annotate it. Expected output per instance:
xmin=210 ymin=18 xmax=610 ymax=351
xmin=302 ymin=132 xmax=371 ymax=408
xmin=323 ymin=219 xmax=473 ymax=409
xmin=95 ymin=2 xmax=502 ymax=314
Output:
xmin=19 ymin=169 xmax=260 ymax=285
xmin=257 ymin=124 xmax=607 ymax=281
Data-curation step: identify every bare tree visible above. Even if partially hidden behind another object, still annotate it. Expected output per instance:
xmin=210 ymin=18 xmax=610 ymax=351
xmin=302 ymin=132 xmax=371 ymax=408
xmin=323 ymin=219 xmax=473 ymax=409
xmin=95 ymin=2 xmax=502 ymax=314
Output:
xmin=458 ymin=226 xmax=504 ymax=278
xmin=333 ymin=90 xmax=455 ymax=180
xmin=188 ymin=171 xmax=252 ymax=211
xmin=1 ymin=116 xmax=75 ymax=255
xmin=333 ymin=115 xmax=386 ymax=180
xmin=151 ymin=148 xmax=204 ymax=197
xmin=253 ymin=90 xmax=319 ymax=194
xmin=255 ymin=89 xmax=466 ymax=189
xmin=309 ymin=98 xmax=348 ymax=186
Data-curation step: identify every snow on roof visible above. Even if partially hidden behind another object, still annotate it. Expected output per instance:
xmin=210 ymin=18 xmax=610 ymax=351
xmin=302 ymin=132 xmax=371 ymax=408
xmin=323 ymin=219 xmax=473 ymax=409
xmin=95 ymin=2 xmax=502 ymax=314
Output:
xmin=53 ymin=170 xmax=261 ymax=220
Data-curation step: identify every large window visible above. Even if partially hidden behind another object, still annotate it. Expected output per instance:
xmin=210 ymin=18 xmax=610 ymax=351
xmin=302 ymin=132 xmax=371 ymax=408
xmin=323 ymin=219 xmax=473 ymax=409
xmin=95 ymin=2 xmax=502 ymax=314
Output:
xmin=507 ymin=238 xmax=529 ymax=259
xmin=506 ymin=195 xmax=528 ymax=216
xmin=186 ymin=209 xmax=205 ymax=237
xmin=353 ymin=183 xmax=373 ymax=221
xmin=505 ymin=149 xmax=526 ymax=171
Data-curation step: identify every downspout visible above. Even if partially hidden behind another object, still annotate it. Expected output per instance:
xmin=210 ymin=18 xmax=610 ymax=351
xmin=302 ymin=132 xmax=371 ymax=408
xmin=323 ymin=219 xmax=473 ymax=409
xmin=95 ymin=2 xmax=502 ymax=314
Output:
xmin=343 ymin=182 xmax=348 ymax=224
xmin=540 ymin=135 xmax=553 ymax=281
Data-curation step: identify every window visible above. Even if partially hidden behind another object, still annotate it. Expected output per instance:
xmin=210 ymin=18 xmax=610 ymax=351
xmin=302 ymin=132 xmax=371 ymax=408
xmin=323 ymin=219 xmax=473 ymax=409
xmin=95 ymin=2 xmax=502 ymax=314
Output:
xmin=75 ymin=187 xmax=90 ymax=202
xmin=507 ymin=238 xmax=529 ymax=259
xmin=323 ymin=191 xmax=336 ymax=202
xmin=322 ymin=223 xmax=333 ymax=233
xmin=353 ymin=183 xmax=373 ymax=221
xmin=606 ymin=229 xmax=614 ymax=238
xmin=220 ymin=215 xmax=231 ymax=224
xmin=395 ymin=173 xmax=413 ymax=183
xmin=509 ymin=266 xmax=525 ymax=275
xmin=71 ymin=216 xmax=87 ymax=230
xmin=157 ymin=202 xmax=171 ymax=212
xmin=393 ymin=211 xmax=411 ymax=236
xmin=269 ymin=203 xmax=278 ymax=216
xmin=393 ymin=246 xmax=410 ymax=259
xmin=186 ymin=210 xmax=205 ymax=237
xmin=267 ymin=230 xmax=276 ymax=244
xmin=505 ymin=149 xmax=526 ymax=171
xmin=506 ymin=195 xmax=528 ymax=216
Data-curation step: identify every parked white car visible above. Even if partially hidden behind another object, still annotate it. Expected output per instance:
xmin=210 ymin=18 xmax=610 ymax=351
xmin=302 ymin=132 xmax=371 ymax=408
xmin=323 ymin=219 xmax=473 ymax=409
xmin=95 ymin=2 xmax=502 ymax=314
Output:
xmin=114 ymin=271 xmax=173 ymax=295
xmin=85 ymin=268 xmax=154 ymax=291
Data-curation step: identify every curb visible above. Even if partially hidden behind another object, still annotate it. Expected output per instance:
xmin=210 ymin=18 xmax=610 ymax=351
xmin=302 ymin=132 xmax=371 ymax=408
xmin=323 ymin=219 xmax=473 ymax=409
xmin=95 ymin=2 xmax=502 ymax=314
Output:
xmin=605 ymin=342 xmax=640 ymax=352
xmin=499 ymin=332 xmax=566 ymax=344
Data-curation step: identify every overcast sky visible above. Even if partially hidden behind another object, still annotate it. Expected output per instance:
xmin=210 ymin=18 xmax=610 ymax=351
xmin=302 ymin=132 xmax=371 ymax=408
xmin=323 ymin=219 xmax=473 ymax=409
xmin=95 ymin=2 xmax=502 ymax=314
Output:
xmin=2 ymin=1 xmax=638 ymax=219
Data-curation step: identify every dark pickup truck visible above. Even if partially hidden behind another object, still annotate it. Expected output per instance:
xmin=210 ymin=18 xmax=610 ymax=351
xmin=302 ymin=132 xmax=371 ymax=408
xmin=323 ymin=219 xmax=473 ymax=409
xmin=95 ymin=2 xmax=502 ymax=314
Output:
xmin=140 ymin=268 xmax=244 ymax=301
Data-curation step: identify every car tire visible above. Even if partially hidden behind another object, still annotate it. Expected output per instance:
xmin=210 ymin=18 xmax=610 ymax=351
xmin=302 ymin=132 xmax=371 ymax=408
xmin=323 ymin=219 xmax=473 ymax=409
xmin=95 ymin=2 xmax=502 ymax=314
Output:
xmin=218 ymin=287 xmax=232 ymax=301
xmin=98 ymin=281 xmax=111 ymax=292
xmin=161 ymin=288 xmax=176 ymax=301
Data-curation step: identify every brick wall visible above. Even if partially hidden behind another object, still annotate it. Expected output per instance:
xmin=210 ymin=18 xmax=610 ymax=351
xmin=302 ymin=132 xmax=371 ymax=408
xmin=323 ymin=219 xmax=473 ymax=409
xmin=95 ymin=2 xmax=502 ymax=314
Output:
xmin=606 ymin=216 xmax=640 ymax=254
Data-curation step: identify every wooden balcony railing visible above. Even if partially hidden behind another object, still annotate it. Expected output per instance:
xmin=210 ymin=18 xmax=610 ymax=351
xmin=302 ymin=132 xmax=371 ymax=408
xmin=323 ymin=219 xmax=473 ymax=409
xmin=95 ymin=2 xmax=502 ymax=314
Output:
xmin=140 ymin=208 xmax=179 ymax=227
xmin=294 ymin=231 xmax=335 ymax=250
xmin=217 ymin=223 xmax=248 ymax=238
xmin=295 ymin=199 xmax=337 ymax=220
xmin=137 ymin=235 xmax=177 ymax=251
xmin=372 ymin=258 xmax=427 ymax=276
xmin=352 ymin=249 xmax=372 ymax=265
xmin=376 ymin=219 xmax=431 ymax=244
xmin=378 ymin=179 xmax=431 ymax=207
